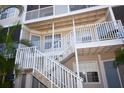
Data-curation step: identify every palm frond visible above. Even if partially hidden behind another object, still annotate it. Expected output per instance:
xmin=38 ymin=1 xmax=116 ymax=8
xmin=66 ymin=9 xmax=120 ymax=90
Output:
xmin=114 ymin=47 xmax=124 ymax=67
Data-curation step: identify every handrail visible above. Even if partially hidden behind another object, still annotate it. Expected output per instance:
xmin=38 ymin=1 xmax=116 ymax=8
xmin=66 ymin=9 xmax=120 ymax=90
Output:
xmin=76 ymin=20 xmax=124 ymax=43
xmin=15 ymin=46 xmax=83 ymax=88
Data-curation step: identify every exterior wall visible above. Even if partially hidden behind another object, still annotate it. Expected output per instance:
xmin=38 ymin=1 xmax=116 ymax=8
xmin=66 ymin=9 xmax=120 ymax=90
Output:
xmin=15 ymin=69 xmax=33 ymax=88
xmin=63 ymin=52 xmax=116 ymax=88
xmin=28 ymin=28 xmax=72 ymax=50
xmin=25 ymin=74 xmax=33 ymax=88
xmin=15 ymin=75 xmax=23 ymax=88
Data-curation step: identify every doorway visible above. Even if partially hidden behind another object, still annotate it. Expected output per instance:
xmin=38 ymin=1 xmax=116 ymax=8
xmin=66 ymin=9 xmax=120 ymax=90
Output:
xmin=104 ymin=61 xmax=121 ymax=88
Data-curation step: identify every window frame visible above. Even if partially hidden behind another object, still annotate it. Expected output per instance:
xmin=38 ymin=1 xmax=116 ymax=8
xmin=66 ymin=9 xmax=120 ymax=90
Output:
xmin=0 ymin=7 xmax=17 ymax=20
xmin=30 ymin=34 xmax=41 ymax=48
xmin=74 ymin=61 xmax=101 ymax=84
xmin=44 ymin=33 xmax=62 ymax=49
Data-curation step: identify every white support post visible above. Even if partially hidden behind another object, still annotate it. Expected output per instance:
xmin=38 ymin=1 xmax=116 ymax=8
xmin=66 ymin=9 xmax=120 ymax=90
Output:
xmin=51 ymin=21 xmax=55 ymax=88
xmin=97 ymin=54 xmax=108 ymax=88
xmin=52 ymin=21 xmax=55 ymax=52
xmin=108 ymin=6 xmax=116 ymax=21
xmin=67 ymin=5 xmax=70 ymax=13
xmin=117 ymin=67 xmax=123 ymax=88
xmin=33 ymin=47 xmax=36 ymax=73
xmin=22 ymin=5 xmax=27 ymax=23
xmin=72 ymin=18 xmax=80 ymax=77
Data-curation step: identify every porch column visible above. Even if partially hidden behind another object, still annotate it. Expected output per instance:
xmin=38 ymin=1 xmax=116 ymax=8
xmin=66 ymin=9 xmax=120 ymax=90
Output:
xmin=97 ymin=54 xmax=108 ymax=88
xmin=72 ymin=17 xmax=80 ymax=77
xmin=108 ymin=6 xmax=116 ymax=21
xmin=51 ymin=21 xmax=55 ymax=88
xmin=52 ymin=21 xmax=55 ymax=52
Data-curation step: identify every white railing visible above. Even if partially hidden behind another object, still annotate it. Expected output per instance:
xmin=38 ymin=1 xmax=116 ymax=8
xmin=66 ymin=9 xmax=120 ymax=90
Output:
xmin=42 ymin=20 xmax=124 ymax=63
xmin=15 ymin=47 xmax=83 ymax=88
xmin=46 ymin=31 xmax=75 ymax=62
xmin=76 ymin=20 xmax=124 ymax=43
xmin=26 ymin=6 xmax=53 ymax=20
xmin=27 ymin=20 xmax=124 ymax=63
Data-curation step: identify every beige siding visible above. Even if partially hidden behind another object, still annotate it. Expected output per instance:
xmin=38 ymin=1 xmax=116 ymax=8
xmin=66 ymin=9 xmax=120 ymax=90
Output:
xmin=63 ymin=52 xmax=116 ymax=88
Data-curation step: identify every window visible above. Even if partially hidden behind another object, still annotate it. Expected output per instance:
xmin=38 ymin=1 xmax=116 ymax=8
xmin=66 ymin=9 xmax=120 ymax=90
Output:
xmin=27 ymin=5 xmax=39 ymax=11
xmin=79 ymin=71 xmax=99 ymax=83
xmin=70 ymin=5 xmax=87 ymax=11
xmin=1 ymin=12 xmax=7 ymax=19
xmin=31 ymin=35 xmax=40 ymax=47
xmin=76 ymin=61 xmax=99 ymax=83
xmin=45 ymin=34 xmax=61 ymax=49
xmin=45 ymin=35 xmax=52 ymax=49
xmin=0 ymin=8 xmax=17 ymax=20
xmin=69 ymin=5 xmax=97 ymax=11
xmin=87 ymin=72 xmax=99 ymax=82
xmin=40 ymin=5 xmax=52 ymax=9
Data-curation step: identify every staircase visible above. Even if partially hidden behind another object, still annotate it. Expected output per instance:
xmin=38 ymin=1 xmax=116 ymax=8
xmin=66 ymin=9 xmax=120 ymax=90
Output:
xmin=15 ymin=46 xmax=83 ymax=88
xmin=15 ymin=20 xmax=124 ymax=88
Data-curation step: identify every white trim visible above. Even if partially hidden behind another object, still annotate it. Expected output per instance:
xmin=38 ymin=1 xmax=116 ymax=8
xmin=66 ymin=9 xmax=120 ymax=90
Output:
xmin=102 ymin=58 xmax=115 ymax=62
xmin=97 ymin=54 xmax=108 ymax=88
xmin=22 ymin=5 xmax=27 ymax=23
xmin=72 ymin=17 xmax=80 ymax=77
xmin=53 ymin=5 xmax=55 ymax=16
xmin=18 ymin=25 xmax=24 ymax=48
xmin=67 ymin=5 xmax=70 ymax=13
xmin=108 ymin=6 xmax=116 ymax=21
xmin=52 ymin=22 xmax=55 ymax=51
xmin=117 ymin=67 xmax=123 ymax=88
xmin=75 ymin=39 xmax=124 ymax=49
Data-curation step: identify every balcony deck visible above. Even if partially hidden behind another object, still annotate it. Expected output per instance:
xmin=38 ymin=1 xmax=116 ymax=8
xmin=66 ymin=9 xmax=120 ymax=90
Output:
xmin=22 ymin=20 xmax=124 ymax=57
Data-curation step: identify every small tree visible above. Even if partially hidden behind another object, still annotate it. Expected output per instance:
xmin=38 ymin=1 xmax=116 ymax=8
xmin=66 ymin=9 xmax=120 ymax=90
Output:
xmin=114 ymin=47 xmax=124 ymax=67
xmin=0 ymin=23 xmax=31 ymax=88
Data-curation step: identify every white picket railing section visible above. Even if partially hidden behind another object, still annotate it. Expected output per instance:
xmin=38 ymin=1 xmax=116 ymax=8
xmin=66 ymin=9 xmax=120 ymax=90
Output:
xmin=76 ymin=20 xmax=124 ymax=43
xmin=46 ymin=31 xmax=75 ymax=63
xmin=15 ymin=47 xmax=83 ymax=88
xmin=26 ymin=6 xmax=53 ymax=20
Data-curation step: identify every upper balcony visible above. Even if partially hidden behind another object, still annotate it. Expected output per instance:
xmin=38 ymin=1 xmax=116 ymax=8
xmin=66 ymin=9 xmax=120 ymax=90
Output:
xmin=75 ymin=20 xmax=124 ymax=49
xmin=25 ymin=5 xmax=53 ymax=21
xmin=24 ymin=5 xmax=101 ymax=24
xmin=21 ymin=20 xmax=124 ymax=55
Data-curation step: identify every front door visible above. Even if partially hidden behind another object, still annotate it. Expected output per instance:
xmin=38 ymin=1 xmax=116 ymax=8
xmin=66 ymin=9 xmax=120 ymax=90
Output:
xmin=104 ymin=61 xmax=121 ymax=88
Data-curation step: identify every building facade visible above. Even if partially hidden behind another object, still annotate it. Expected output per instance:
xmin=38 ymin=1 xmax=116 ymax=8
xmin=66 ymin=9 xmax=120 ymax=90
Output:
xmin=0 ymin=5 xmax=124 ymax=88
